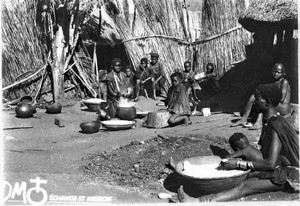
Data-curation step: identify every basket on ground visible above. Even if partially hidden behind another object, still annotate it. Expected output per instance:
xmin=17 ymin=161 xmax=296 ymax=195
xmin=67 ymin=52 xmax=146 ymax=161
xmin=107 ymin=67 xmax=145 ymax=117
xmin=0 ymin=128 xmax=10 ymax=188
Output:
xmin=174 ymin=155 xmax=250 ymax=195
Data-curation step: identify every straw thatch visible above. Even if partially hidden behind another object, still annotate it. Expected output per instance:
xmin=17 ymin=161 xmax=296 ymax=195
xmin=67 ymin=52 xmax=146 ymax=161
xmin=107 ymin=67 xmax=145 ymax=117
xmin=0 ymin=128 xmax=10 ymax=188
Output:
xmin=239 ymin=0 xmax=298 ymax=32
xmin=3 ymin=0 xmax=253 ymax=103
xmin=2 ymin=0 xmax=99 ymax=103
xmin=89 ymin=0 xmax=251 ymax=83
xmin=193 ymin=0 xmax=251 ymax=77
xmin=2 ymin=0 xmax=47 ymax=101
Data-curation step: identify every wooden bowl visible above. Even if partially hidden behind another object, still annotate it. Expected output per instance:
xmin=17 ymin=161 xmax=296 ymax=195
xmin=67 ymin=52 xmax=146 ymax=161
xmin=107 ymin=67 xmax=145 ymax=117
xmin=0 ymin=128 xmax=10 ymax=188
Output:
xmin=80 ymin=121 xmax=101 ymax=134
xmin=46 ymin=102 xmax=62 ymax=114
xmin=83 ymin=98 xmax=106 ymax=112
xmin=174 ymin=155 xmax=250 ymax=195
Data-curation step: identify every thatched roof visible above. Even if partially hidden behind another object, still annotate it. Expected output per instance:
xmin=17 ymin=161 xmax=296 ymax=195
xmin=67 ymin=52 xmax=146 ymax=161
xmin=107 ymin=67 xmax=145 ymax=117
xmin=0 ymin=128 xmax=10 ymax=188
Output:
xmin=239 ymin=0 xmax=298 ymax=32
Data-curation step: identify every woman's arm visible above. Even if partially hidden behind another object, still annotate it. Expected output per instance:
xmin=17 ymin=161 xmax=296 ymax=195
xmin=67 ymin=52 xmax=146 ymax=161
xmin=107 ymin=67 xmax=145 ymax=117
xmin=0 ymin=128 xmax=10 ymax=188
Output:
xmin=280 ymin=79 xmax=289 ymax=103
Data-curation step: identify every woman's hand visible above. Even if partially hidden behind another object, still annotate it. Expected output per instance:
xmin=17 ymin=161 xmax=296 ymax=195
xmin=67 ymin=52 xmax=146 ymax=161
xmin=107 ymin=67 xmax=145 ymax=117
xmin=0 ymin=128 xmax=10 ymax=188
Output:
xmin=220 ymin=158 xmax=239 ymax=170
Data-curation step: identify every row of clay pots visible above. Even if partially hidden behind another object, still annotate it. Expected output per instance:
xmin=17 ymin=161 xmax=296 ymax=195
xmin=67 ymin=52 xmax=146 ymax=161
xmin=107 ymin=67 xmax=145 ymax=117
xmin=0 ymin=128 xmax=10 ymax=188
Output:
xmin=15 ymin=96 xmax=62 ymax=118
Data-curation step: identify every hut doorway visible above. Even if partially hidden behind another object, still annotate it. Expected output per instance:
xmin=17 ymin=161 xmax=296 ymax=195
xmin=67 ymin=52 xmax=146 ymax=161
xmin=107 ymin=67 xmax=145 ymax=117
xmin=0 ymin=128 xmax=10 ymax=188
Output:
xmin=96 ymin=44 xmax=132 ymax=73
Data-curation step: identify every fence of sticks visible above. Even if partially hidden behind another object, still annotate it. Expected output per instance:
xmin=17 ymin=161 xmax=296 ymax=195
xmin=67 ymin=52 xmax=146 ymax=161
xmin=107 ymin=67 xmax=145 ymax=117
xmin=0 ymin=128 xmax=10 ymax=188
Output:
xmin=2 ymin=0 xmax=252 ymax=105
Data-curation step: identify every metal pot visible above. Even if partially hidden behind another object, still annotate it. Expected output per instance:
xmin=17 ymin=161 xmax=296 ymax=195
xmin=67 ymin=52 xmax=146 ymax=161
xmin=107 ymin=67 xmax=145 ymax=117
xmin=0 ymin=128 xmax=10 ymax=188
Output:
xmin=15 ymin=103 xmax=34 ymax=118
xmin=117 ymin=106 xmax=136 ymax=120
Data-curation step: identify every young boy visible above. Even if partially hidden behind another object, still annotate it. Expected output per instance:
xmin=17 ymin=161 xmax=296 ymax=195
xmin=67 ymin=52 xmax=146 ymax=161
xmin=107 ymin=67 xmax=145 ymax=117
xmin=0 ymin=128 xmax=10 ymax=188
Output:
xmin=182 ymin=60 xmax=200 ymax=115
xmin=125 ymin=66 xmax=134 ymax=88
xmin=133 ymin=58 xmax=154 ymax=101
xmin=226 ymin=133 xmax=263 ymax=161
xmin=233 ymin=62 xmax=291 ymax=129
xmin=165 ymin=72 xmax=191 ymax=126
xmin=149 ymin=52 xmax=167 ymax=98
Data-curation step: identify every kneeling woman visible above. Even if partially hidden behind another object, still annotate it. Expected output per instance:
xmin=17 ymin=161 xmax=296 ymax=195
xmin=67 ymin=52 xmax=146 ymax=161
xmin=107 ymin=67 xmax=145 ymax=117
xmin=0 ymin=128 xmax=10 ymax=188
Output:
xmin=165 ymin=72 xmax=191 ymax=126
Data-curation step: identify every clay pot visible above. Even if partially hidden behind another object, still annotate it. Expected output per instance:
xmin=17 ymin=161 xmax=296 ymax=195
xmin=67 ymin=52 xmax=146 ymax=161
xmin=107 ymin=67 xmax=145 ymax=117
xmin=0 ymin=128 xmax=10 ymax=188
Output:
xmin=80 ymin=121 xmax=101 ymax=134
xmin=46 ymin=102 xmax=62 ymax=114
xmin=19 ymin=96 xmax=37 ymax=113
xmin=15 ymin=103 xmax=34 ymax=118
xmin=117 ymin=106 xmax=136 ymax=120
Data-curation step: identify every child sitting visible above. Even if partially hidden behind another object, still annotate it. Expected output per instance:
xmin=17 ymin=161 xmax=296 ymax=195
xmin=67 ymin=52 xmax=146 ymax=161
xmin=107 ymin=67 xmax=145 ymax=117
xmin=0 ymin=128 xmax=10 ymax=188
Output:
xmin=226 ymin=133 xmax=263 ymax=161
xmin=165 ymin=72 xmax=191 ymax=126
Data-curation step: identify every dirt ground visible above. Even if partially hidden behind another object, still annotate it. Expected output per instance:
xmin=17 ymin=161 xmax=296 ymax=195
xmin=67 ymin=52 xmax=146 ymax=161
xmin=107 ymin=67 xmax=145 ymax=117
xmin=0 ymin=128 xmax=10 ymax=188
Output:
xmin=2 ymin=88 xmax=299 ymax=204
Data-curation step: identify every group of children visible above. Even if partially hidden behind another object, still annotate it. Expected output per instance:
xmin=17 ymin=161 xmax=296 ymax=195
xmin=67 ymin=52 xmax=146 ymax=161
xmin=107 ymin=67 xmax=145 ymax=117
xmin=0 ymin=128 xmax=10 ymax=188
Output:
xmin=98 ymin=52 xmax=220 ymax=126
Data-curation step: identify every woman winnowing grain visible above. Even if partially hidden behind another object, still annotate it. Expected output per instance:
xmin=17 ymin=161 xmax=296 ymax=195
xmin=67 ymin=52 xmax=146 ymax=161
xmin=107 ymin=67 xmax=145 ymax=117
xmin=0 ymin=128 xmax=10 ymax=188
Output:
xmin=176 ymin=83 xmax=299 ymax=202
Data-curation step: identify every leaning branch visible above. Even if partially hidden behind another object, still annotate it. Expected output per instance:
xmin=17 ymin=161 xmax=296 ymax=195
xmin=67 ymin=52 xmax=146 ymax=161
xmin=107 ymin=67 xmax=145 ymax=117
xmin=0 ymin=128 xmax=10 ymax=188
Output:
xmin=2 ymin=64 xmax=47 ymax=91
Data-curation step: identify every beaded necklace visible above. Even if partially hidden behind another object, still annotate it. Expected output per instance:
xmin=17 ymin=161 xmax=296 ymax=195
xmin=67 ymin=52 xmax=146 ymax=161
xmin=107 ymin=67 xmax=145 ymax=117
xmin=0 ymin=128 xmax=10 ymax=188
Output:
xmin=264 ymin=112 xmax=280 ymax=126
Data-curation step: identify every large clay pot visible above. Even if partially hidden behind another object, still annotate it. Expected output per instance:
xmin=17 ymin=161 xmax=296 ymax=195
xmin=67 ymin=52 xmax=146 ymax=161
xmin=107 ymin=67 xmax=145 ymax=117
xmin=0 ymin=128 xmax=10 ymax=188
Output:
xmin=117 ymin=106 xmax=136 ymax=120
xmin=15 ymin=103 xmax=34 ymax=118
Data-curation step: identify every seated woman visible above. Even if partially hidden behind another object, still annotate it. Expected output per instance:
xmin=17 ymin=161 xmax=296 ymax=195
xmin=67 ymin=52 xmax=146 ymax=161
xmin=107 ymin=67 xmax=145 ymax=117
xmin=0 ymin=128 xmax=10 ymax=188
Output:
xmin=233 ymin=62 xmax=291 ymax=129
xmin=177 ymin=83 xmax=299 ymax=202
xmin=105 ymin=58 xmax=133 ymax=117
xmin=165 ymin=72 xmax=192 ymax=126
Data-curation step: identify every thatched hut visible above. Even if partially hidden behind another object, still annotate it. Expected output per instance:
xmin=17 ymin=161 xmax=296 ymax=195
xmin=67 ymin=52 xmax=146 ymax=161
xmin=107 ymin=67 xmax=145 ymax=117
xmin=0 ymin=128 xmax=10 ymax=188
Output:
xmin=238 ymin=0 xmax=298 ymax=101
xmin=2 ymin=0 xmax=252 ymax=104
xmin=82 ymin=0 xmax=252 ymax=89
xmin=239 ymin=0 xmax=297 ymax=62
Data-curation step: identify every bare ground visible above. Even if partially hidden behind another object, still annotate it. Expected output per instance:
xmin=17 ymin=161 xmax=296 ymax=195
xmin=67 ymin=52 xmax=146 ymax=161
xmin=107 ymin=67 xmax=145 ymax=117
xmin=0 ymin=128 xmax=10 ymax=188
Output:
xmin=2 ymin=89 xmax=299 ymax=204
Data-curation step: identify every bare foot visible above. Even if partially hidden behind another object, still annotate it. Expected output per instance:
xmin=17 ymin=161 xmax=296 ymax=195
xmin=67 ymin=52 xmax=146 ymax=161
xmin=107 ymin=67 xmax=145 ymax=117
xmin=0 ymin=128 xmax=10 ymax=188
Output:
xmin=177 ymin=185 xmax=199 ymax=202
xmin=231 ymin=119 xmax=246 ymax=127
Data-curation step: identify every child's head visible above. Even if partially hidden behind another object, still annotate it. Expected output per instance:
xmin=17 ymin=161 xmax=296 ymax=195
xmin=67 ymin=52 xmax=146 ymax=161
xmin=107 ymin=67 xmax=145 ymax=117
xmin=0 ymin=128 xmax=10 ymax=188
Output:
xmin=170 ymin=72 xmax=182 ymax=87
xmin=229 ymin=133 xmax=249 ymax=151
xmin=111 ymin=58 xmax=122 ymax=73
xmin=184 ymin=61 xmax=192 ymax=72
xmin=150 ymin=52 xmax=159 ymax=64
xmin=140 ymin=58 xmax=148 ymax=68
xmin=254 ymin=83 xmax=282 ymax=111
xmin=125 ymin=66 xmax=132 ymax=77
xmin=272 ymin=63 xmax=286 ymax=80
xmin=206 ymin=63 xmax=214 ymax=74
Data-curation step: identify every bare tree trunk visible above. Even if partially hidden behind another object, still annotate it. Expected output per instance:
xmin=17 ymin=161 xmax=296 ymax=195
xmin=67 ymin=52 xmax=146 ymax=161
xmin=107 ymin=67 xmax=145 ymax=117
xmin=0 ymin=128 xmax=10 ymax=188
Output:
xmin=51 ymin=4 xmax=69 ymax=103
xmin=52 ymin=25 xmax=66 ymax=103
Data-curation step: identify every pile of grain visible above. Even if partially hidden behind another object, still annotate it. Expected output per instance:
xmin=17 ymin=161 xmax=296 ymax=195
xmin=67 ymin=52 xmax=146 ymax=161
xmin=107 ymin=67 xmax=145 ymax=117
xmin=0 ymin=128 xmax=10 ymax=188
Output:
xmin=181 ymin=161 xmax=245 ymax=179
